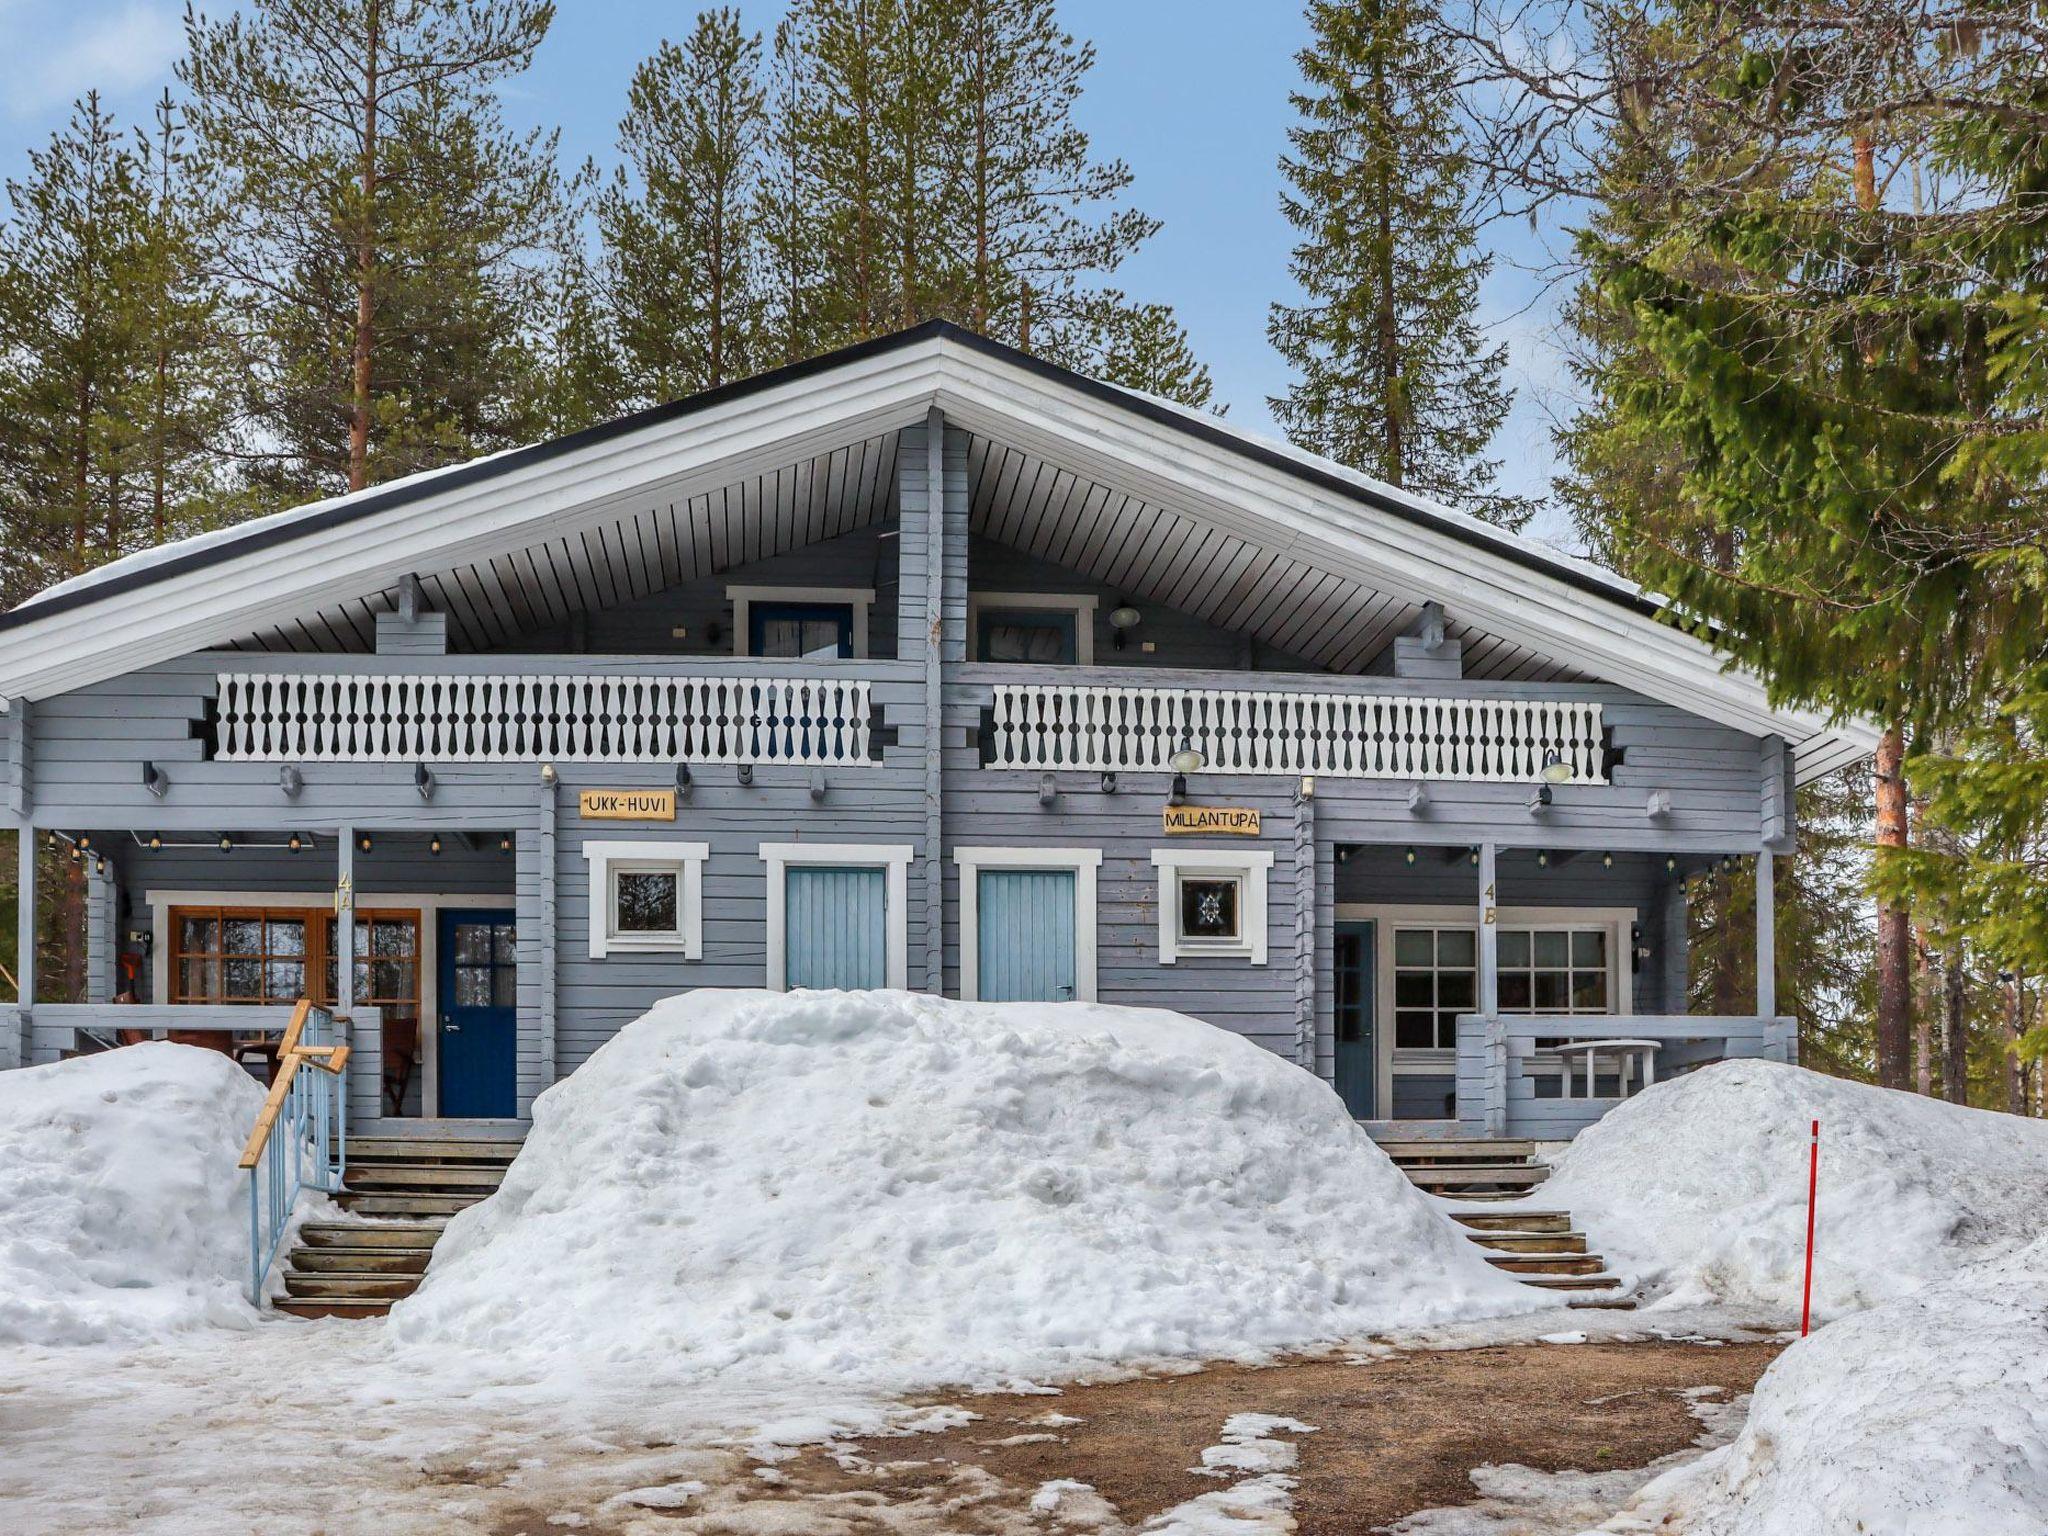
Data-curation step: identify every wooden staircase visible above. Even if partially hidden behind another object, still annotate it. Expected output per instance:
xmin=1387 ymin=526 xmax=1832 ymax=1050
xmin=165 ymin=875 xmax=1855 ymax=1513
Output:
xmin=1378 ymin=1138 xmax=1633 ymax=1306
xmin=272 ymin=1136 xmax=522 ymax=1319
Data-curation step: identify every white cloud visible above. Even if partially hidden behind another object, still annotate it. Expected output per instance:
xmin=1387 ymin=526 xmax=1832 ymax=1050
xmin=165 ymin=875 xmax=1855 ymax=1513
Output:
xmin=5 ymin=1 xmax=183 ymax=119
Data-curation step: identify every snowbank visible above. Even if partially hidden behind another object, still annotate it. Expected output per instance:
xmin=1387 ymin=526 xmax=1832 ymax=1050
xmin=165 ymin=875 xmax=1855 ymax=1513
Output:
xmin=1538 ymin=1059 xmax=2048 ymax=1312
xmin=1619 ymin=1237 xmax=2048 ymax=1535
xmin=391 ymin=990 xmax=1532 ymax=1389
xmin=0 ymin=1044 xmax=265 ymax=1344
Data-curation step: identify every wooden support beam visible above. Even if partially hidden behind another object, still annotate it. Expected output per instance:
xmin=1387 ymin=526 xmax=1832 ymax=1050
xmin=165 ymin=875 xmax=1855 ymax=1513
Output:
xmin=1756 ymin=849 xmax=1776 ymax=1017
xmin=1478 ymin=841 xmax=1499 ymax=1017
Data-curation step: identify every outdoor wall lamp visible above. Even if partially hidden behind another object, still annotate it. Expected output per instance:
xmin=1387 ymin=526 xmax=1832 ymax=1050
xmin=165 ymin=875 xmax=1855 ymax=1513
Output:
xmin=737 ymin=762 xmax=754 ymax=786
xmin=414 ymin=763 xmax=435 ymax=800
xmin=539 ymin=762 xmax=558 ymax=785
xmin=1527 ymin=783 xmax=1554 ymax=813
xmin=1540 ymin=748 xmax=1576 ymax=785
xmin=278 ymin=764 xmax=304 ymax=799
xmin=675 ymin=763 xmax=692 ymax=796
xmin=142 ymin=760 xmax=170 ymax=799
xmin=1108 ymin=601 xmax=1142 ymax=650
xmin=1099 ymin=771 xmax=1118 ymax=794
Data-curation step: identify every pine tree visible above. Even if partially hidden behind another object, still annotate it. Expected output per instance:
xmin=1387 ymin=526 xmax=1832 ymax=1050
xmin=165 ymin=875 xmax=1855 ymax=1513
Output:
xmin=0 ymin=94 xmax=154 ymax=605
xmin=182 ymin=0 xmax=568 ymax=498
xmin=600 ymin=10 xmax=768 ymax=404
xmin=1269 ymin=0 xmax=1529 ymax=525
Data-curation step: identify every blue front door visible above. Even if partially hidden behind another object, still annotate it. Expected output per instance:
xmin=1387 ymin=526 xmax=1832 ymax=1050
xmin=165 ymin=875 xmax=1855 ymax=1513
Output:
xmin=784 ymin=865 xmax=887 ymax=989
xmin=1334 ymin=920 xmax=1376 ymax=1118
xmin=437 ymin=909 xmax=516 ymax=1118
xmin=977 ymin=869 xmax=1077 ymax=1001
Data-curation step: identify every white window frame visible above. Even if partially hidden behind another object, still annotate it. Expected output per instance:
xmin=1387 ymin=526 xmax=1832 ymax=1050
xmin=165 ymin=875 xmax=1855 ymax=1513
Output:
xmin=952 ymin=846 xmax=1101 ymax=1002
xmin=727 ymin=584 xmax=875 ymax=660
xmin=582 ymin=840 xmax=708 ymax=959
xmin=1150 ymin=848 xmax=1272 ymax=964
xmin=966 ymin=591 xmax=1098 ymax=666
xmin=1335 ymin=902 xmax=1636 ymax=1120
xmin=759 ymin=842 xmax=913 ymax=991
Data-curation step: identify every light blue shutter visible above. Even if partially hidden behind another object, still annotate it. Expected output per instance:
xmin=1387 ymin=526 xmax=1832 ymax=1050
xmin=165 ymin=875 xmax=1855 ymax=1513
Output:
xmin=977 ymin=869 xmax=1077 ymax=1001
xmin=784 ymin=866 xmax=887 ymax=989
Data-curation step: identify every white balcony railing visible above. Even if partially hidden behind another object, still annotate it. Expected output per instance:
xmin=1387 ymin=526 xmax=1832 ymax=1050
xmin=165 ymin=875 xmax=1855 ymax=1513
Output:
xmin=988 ymin=683 xmax=1605 ymax=783
xmin=216 ymin=672 xmax=875 ymax=765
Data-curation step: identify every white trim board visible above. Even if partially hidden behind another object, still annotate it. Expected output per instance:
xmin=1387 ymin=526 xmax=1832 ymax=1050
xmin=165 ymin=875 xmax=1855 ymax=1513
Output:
xmin=759 ymin=841 xmax=914 ymax=990
xmin=952 ymin=845 xmax=1101 ymax=1003
xmin=728 ymin=584 xmax=876 ymax=659
xmin=141 ymin=887 xmax=515 ymax=1121
xmin=580 ymin=840 xmax=708 ymax=959
xmin=1337 ymin=900 xmax=1636 ymax=1120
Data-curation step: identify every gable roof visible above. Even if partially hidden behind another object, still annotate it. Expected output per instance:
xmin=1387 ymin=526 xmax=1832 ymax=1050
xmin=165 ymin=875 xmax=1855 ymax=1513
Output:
xmin=0 ymin=320 xmax=1880 ymax=780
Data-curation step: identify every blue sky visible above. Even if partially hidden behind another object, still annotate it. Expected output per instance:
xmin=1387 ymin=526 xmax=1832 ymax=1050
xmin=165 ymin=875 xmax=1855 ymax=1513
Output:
xmin=0 ymin=0 xmax=1581 ymax=544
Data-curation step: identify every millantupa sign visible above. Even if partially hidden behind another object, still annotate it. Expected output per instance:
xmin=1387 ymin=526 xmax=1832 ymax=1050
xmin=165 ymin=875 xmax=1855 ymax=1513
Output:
xmin=1161 ymin=805 xmax=1261 ymax=836
xmin=578 ymin=789 xmax=677 ymax=821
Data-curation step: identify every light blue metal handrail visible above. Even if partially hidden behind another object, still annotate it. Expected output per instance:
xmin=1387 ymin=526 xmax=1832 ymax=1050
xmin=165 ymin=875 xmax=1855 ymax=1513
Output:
xmin=239 ymin=1002 xmax=350 ymax=1303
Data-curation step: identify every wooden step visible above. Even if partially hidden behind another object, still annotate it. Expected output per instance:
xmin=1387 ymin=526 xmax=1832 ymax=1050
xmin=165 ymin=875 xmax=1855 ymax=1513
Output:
xmin=281 ymin=1272 xmax=418 ymax=1301
xmin=1403 ymin=1164 xmax=1550 ymax=1189
xmin=1486 ymin=1252 xmax=1608 ymax=1276
xmin=1379 ymin=1139 xmax=1536 ymax=1164
xmin=346 ymin=1137 xmax=524 ymax=1164
xmin=298 ymin=1221 xmax=444 ymax=1250
xmin=288 ymin=1246 xmax=432 ymax=1276
xmin=1467 ymin=1230 xmax=1587 ymax=1254
xmin=273 ymin=1299 xmax=395 ymax=1320
xmin=335 ymin=1192 xmax=478 ymax=1217
xmin=1521 ymin=1273 xmax=1625 ymax=1292
xmin=342 ymin=1163 xmax=505 ymax=1191
xmin=1452 ymin=1210 xmax=1571 ymax=1233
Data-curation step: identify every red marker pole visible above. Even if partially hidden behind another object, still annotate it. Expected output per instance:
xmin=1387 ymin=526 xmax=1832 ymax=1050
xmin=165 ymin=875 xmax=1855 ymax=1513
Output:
xmin=1800 ymin=1118 xmax=1820 ymax=1337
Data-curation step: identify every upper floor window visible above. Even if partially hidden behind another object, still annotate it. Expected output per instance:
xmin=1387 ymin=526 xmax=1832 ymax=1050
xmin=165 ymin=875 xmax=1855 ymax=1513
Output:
xmin=967 ymin=592 xmax=1097 ymax=665
xmin=752 ymin=602 xmax=852 ymax=660
xmin=728 ymin=585 xmax=873 ymax=659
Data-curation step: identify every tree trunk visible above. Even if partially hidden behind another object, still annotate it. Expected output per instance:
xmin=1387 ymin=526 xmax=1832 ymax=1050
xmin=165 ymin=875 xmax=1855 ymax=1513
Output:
xmin=347 ymin=0 xmax=383 ymax=494
xmin=1371 ymin=58 xmax=1401 ymax=486
xmin=2007 ymin=977 xmax=2028 ymax=1116
xmin=1942 ymin=951 xmax=1968 ymax=1105
xmin=1913 ymin=925 xmax=1933 ymax=1095
xmin=1874 ymin=728 xmax=1913 ymax=1089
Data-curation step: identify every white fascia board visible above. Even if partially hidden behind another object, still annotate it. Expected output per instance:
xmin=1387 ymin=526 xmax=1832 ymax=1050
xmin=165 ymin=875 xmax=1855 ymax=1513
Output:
xmin=929 ymin=341 xmax=1881 ymax=776
xmin=0 ymin=345 xmax=948 ymax=701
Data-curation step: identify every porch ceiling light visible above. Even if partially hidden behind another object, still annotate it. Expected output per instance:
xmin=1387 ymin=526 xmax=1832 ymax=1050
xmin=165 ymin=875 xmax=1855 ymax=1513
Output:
xmin=288 ymin=833 xmax=302 ymax=853
xmin=218 ymin=834 xmax=233 ymax=853
xmin=1109 ymin=601 xmax=1142 ymax=649
xmin=147 ymin=833 xmax=162 ymax=851
xmin=1540 ymin=749 xmax=1577 ymax=785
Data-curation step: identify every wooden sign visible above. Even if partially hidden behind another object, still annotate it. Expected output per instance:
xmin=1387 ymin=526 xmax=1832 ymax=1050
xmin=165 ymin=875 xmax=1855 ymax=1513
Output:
xmin=1161 ymin=805 xmax=1261 ymax=836
xmin=578 ymin=788 xmax=677 ymax=821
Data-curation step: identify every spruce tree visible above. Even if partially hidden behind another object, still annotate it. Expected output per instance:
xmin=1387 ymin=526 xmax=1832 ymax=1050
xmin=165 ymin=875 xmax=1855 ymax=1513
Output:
xmin=182 ymin=0 xmax=568 ymax=498
xmin=1269 ymin=0 xmax=1529 ymax=526
xmin=600 ymin=10 xmax=768 ymax=404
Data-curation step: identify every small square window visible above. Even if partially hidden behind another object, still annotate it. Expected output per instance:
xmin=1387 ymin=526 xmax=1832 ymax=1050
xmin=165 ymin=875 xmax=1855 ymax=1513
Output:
xmin=1178 ymin=875 xmax=1241 ymax=943
xmin=615 ymin=870 xmax=679 ymax=933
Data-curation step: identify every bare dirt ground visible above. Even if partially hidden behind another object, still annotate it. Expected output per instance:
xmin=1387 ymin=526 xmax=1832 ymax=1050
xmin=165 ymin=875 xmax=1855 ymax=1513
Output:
xmin=479 ymin=1338 xmax=1782 ymax=1536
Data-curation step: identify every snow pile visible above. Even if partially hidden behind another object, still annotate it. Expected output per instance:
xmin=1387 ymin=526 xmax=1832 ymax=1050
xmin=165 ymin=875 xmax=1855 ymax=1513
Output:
xmin=0 ymin=1044 xmax=265 ymax=1344
xmin=391 ymin=989 xmax=1532 ymax=1388
xmin=1538 ymin=1059 xmax=2048 ymax=1312
xmin=1618 ymin=1238 xmax=2048 ymax=1535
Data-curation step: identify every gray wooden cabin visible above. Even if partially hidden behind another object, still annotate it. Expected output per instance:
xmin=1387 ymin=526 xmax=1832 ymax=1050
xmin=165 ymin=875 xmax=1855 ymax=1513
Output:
xmin=0 ymin=323 xmax=1877 ymax=1142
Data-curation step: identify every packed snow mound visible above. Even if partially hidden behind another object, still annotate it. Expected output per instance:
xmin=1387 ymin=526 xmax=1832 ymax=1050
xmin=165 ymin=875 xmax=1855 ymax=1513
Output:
xmin=1540 ymin=1059 xmax=2048 ymax=1312
xmin=391 ymin=990 xmax=1533 ymax=1389
xmin=1621 ymin=1236 xmax=2048 ymax=1535
xmin=0 ymin=1044 xmax=265 ymax=1345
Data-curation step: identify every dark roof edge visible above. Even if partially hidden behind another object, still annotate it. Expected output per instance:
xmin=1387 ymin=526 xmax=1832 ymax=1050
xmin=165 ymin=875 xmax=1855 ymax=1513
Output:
xmin=0 ymin=317 xmax=1667 ymax=634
